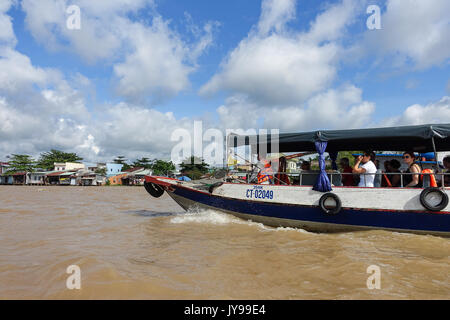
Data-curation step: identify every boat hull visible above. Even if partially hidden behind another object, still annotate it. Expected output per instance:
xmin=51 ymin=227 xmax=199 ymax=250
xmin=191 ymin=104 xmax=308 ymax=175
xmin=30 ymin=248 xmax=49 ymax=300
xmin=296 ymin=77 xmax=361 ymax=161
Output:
xmin=146 ymin=176 xmax=450 ymax=237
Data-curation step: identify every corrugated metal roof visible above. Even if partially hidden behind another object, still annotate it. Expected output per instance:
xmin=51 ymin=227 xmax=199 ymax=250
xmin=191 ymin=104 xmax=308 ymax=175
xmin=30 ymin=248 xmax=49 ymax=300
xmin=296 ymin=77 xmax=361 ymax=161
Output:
xmin=131 ymin=169 xmax=152 ymax=176
xmin=60 ymin=172 xmax=76 ymax=176
xmin=124 ymin=167 xmax=144 ymax=173
xmin=47 ymin=171 xmax=75 ymax=177
xmin=12 ymin=172 xmax=26 ymax=176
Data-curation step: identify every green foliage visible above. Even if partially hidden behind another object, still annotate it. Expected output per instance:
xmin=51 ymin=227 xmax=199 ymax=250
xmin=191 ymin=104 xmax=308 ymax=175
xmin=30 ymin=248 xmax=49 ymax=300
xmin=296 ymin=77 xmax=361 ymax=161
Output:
xmin=337 ymin=151 xmax=362 ymax=168
xmin=36 ymin=149 xmax=83 ymax=170
xmin=182 ymin=169 xmax=205 ymax=180
xmin=114 ymin=156 xmax=131 ymax=171
xmin=6 ymin=154 xmax=35 ymax=173
xmin=152 ymin=159 xmax=175 ymax=176
xmin=95 ymin=167 xmax=107 ymax=175
xmin=209 ymin=167 xmax=228 ymax=179
xmin=132 ymin=157 xmax=153 ymax=169
xmin=180 ymin=156 xmax=209 ymax=180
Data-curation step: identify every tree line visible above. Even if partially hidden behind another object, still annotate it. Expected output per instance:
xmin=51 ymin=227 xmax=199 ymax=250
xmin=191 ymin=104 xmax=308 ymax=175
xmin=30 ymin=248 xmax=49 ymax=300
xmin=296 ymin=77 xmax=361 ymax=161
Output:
xmin=2 ymin=150 xmax=177 ymax=176
xmin=112 ymin=155 xmax=176 ymax=176
xmin=3 ymin=151 xmax=82 ymax=174
xmin=113 ymin=155 xmax=211 ymax=179
xmin=2 ymin=151 xmax=212 ymax=179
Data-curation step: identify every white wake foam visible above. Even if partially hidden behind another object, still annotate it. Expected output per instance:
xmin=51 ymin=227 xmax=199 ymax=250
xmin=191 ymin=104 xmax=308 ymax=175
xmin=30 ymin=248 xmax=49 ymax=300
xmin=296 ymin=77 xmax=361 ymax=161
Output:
xmin=170 ymin=209 xmax=245 ymax=225
xmin=169 ymin=209 xmax=312 ymax=234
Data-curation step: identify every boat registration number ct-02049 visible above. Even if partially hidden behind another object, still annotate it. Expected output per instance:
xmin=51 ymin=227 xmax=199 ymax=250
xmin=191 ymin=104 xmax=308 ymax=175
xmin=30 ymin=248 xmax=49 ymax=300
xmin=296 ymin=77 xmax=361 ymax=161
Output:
xmin=246 ymin=186 xmax=274 ymax=200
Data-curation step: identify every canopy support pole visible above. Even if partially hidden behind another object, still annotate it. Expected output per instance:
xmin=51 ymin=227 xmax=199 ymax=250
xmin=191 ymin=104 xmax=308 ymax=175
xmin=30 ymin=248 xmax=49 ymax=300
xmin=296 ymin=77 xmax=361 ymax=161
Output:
xmin=431 ymin=136 xmax=440 ymax=173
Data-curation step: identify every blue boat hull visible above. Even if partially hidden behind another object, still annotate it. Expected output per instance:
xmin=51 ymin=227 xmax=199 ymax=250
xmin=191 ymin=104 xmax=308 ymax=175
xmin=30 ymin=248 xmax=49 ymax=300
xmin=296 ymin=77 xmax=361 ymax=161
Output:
xmin=167 ymin=184 xmax=450 ymax=237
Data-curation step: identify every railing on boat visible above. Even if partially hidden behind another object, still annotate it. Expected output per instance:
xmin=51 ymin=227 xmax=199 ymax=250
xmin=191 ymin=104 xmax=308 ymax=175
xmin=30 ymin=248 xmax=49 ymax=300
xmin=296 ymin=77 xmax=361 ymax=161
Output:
xmin=233 ymin=171 xmax=450 ymax=188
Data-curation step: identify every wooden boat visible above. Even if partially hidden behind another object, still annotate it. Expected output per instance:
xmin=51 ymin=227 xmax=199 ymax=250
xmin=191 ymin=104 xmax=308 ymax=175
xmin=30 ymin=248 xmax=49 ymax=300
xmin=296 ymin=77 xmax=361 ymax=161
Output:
xmin=145 ymin=124 xmax=450 ymax=237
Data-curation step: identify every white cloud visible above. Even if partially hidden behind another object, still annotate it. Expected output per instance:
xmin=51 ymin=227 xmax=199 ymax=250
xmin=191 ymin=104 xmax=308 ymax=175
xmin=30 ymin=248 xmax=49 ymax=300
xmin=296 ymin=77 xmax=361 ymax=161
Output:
xmin=40 ymin=82 xmax=89 ymax=120
xmin=21 ymin=0 xmax=146 ymax=63
xmin=0 ymin=94 xmax=94 ymax=159
xmin=217 ymin=85 xmax=375 ymax=132
xmin=2 ymin=0 xmax=448 ymax=165
xmin=257 ymin=0 xmax=296 ymax=35
xmin=0 ymin=48 xmax=49 ymax=93
xmin=90 ymin=102 xmax=194 ymax=160
xmin=0 ymin=8 xmax=96 ymax=160
xmin=113 ymin=18 xmax=193 ymax=104
xmin=0 ymin=83 xmax=195 ymax=161
xmin=383 ymin=96 xmax=450 ymax=126
xmin=305 ymin=0 xmax=358 ymax=43
xmin=0 ymin=97 xmax=41 ymax=139
xmin=0 ymin=3 xmax=209 ymax=162
xmin=363 ymin=0 xmax=450 ymax=69
xmin=201 ymin=35 xmax=339 ymax=106
xmin=200 ymin=0 xmax=359 ymax=106
xmin=269 ymin=84 xmax=375 ymax=131
xmin=21 ymin=0 xmax=217 ymax=103
xmin=204 ymin=0 xmax=375 ymax=138
xmin=0 ymin=0 xmax=16 ymax=46
xmin=74 ymin=0 xmax=150 ymax=16
xmin=216 ymin=96 xmax=262 ymax=130
xmin=184 ymin=12 xmax=219 ymax=62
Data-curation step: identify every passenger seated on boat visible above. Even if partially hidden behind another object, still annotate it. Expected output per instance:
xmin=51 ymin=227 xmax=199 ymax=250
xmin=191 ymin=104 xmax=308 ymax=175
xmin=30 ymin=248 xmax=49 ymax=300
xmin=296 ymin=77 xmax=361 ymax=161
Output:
xmin=374 ymin=160 xmax=383 ymax=188
xmin=339 ymin=157 xmax=355 ymax=186
xmin=436 ymin=156 xmax=450 ymax=187
xmin=402 ymin=151 xmax=422 ymax=188
xmin=257 ymin=160 xmax=274 ymax=185
xmin=352 ymin=151 xmax=377 ymax=187
xmin=275 ymin=156 xmax=290 ymax=185
xmin=381 ymin=160 xmax=392 ymax=187
xmin=299 ymin=161 xmax=317 ymax=185
xmin=382 ymin=159 xmax=401 ymax=187
xmin=301 ymin=161 xmax=311 ymax=171
xmin=441 ymin=156 xmax=450 ymax=187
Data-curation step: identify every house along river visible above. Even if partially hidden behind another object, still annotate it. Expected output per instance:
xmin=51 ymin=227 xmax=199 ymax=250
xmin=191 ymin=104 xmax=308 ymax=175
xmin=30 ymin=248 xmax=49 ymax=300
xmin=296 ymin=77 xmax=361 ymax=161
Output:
xmin=0 ymin=186 xmax=448 ymax=299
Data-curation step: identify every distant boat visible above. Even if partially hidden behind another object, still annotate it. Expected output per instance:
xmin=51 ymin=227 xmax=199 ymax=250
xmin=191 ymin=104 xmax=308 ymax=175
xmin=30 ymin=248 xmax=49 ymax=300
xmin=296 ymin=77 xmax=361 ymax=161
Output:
xmin=145 ymin=124 xmax=450 ymax=237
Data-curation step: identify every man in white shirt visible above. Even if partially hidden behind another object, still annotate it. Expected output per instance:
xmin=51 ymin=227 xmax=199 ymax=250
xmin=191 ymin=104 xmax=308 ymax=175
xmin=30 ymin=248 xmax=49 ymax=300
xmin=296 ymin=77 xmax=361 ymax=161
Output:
xmin=352 ymin=151 xmax=377 ymax=187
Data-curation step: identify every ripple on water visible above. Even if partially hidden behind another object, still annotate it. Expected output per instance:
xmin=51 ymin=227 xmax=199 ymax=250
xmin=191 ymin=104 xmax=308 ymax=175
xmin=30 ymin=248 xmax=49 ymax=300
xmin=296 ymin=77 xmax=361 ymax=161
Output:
xmin=126 ymin=210 xmax=182 ymax=218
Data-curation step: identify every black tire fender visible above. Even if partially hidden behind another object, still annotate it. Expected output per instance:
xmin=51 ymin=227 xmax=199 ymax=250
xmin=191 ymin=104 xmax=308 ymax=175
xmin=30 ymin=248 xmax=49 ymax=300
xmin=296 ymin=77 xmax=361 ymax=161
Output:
xmin=144 ymin=182 xmax=165 ymax=198
xmin=419 ymin=187 xmax=449 ymax=212
xmin=319 ymin=193 xmax=342 ymax=215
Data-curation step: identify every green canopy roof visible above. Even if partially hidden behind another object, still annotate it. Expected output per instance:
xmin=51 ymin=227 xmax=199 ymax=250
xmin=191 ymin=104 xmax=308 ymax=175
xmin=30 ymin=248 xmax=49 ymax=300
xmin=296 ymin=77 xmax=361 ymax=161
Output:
xmin=228 ymin=123 xmax=450 ymax=153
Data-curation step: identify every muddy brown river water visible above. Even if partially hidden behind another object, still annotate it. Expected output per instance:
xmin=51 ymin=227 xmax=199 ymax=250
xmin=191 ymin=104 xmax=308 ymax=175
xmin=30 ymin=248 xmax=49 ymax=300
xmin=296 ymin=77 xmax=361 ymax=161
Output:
xmin=0 ymin=186 xmax=448 ymax=299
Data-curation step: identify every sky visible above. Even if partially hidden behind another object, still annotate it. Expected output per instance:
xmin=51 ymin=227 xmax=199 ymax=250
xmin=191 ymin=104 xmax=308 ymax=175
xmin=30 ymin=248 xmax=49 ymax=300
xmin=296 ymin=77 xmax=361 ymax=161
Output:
xmin=0 ymin=0 xmax=449 ymax=164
